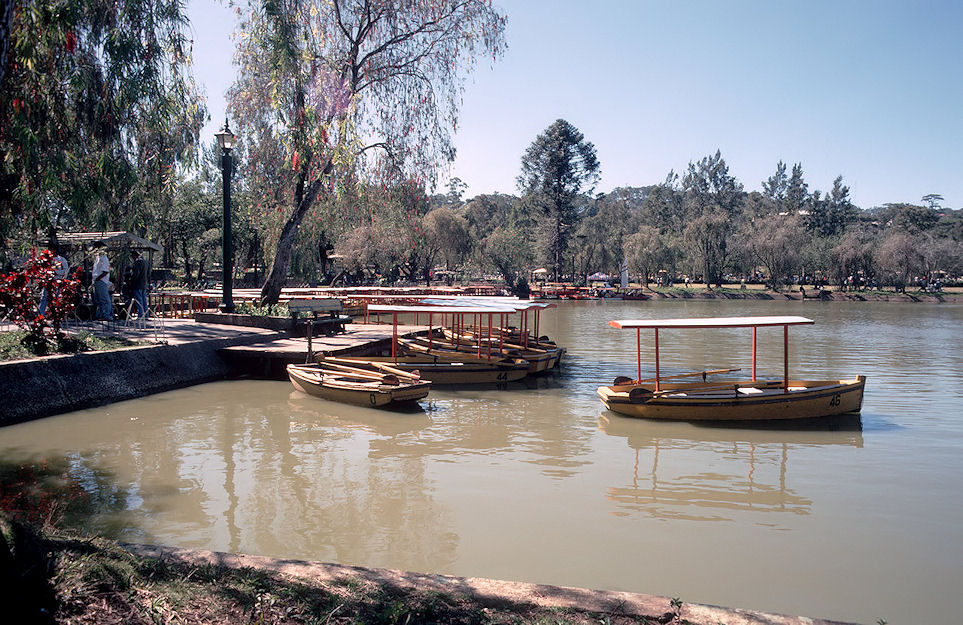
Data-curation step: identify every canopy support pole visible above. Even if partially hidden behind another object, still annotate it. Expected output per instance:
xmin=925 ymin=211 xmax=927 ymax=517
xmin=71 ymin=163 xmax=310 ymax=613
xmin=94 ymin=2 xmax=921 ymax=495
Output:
xmin=752 ymin=327 xmax=757 ymax=381
xmin=635 ymin=328 xmax=642 ymax=384
xmin=783 ymin=324 xmax=789 ymax=392
xmin=654 ymin=328 xmax=661 ymax=392
xmin=392 ymin=312 xmax=398 ymax=363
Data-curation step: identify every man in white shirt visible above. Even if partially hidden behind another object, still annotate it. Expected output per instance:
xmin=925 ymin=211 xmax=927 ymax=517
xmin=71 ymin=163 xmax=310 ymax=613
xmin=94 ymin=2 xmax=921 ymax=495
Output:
xmin=91 ymin=242 xmax=113 ymax=320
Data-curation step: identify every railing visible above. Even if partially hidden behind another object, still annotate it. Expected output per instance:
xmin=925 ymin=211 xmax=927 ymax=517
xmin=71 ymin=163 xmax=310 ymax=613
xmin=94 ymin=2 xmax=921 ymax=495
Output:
xmin=148 ymin=293 xmax=220 ymax=318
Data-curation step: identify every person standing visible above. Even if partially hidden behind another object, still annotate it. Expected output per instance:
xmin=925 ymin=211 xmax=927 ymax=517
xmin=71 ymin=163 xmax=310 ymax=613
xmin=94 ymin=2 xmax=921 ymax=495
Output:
xmin=129 ymin=249 xmax=149 ymax=319
xmin=38 ymin=244 xmax=69 ymax=316
xmin=91 ymin=242 xmax=113 ymax=321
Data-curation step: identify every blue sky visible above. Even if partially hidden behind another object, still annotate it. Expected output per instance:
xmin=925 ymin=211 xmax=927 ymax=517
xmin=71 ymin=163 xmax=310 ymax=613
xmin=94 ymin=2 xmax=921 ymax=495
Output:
xmin=188 ymin=0 xmax=963 ymax=209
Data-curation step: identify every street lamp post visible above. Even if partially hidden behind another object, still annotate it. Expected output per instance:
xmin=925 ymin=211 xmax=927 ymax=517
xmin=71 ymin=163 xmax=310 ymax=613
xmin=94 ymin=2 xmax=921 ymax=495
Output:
xmin=215 ymin=119 xmax=236 ymax=313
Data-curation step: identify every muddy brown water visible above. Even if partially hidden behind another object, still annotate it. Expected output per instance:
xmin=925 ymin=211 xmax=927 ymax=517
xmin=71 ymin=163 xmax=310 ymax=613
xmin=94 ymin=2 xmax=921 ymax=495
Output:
xmin=2 ymin=299 xmax=961 ymax=623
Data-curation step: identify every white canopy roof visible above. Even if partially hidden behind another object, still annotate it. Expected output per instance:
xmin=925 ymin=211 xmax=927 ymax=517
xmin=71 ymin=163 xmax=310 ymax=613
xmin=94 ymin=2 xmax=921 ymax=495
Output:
xmin=368 ymin=303 xmax=519 ymax=315
xmin=609 ymin=316 xmax=814 ymax=330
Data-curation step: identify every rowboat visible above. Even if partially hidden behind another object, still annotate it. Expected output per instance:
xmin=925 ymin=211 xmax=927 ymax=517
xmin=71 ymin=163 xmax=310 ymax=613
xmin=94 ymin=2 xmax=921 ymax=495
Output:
xmin=287 ymin=360 xmax=430 ymax=407
xmin=597 ymin=316 xmax=865 ymax=421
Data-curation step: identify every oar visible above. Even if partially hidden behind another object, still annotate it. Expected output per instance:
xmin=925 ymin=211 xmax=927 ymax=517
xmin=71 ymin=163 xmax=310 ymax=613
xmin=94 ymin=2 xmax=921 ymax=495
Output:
xmin=648 ymin=379 xmax=783 ymax=397
xmin=326 ymin=357 xmax=421 ymax=381
xmin=316 ymin=361 xmax=392 ymax=381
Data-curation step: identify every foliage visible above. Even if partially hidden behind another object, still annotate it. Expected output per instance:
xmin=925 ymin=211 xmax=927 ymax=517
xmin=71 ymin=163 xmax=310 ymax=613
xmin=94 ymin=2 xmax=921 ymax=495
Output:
xmin=831 ymin=227 xmax=878 ymax=288
xmin=682 ymin=150 xmax=743 ymax=218
xmin=0 ymin=329 xmax=141 ymax=362
xmin=477 ymin=225 xmax=532 ymax=290
xmin=807 ymin=176 xmax=856 ymax=236
xmin=0 ymin=249 xmax=82 ymax=353
xmin=684 ymin=209 xmax=731 ymax=288
xmin=230 ymin=0 xmax=507 ymax=304
xmin=624 ymin=226 xmax=665 ymax=287
xmin=232 ymin=301 xmax=289 ymax=317
xmin=424 ymin=206 xmax=470 ymax=276
xmin=0 ymin=0 xmax=205 ymax=250
xmin=517 ymin=119 xmax=600 ymax=281
xmin=743 ymin=214 xmax=808 ymax=289
xmin=875 ymin=231 xmax=923 ymax=292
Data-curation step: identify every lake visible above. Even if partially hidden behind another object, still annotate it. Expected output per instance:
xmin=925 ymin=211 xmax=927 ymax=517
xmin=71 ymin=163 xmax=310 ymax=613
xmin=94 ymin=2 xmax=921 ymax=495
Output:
xmin=2 ymin=299 xmax=961 ymax=623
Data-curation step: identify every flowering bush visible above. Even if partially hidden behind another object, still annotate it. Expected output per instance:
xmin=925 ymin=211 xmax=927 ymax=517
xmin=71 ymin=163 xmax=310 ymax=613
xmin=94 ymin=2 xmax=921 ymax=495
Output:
xmin=0 ymin=249 xmax=82 ymax=354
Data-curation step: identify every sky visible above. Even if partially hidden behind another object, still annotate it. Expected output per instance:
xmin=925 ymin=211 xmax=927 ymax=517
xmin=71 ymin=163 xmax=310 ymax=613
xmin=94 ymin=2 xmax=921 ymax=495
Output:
xmin=187 ymin=0 xmax=963 ymax=210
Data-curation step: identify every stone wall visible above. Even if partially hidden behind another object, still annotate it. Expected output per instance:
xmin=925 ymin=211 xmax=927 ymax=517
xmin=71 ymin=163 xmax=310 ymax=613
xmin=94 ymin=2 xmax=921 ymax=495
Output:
xmin=0 ymin=337 xmax=247 ymax=426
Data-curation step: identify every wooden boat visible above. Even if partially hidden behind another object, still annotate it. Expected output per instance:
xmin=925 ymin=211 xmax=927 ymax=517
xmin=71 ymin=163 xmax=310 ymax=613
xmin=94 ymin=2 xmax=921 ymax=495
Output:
xmin=359 ymin=302 xmax=538 ymax=384
xmin=597 ymin=316 xmax=865 ymax=421
xmin=415 ymin=297 xmax=565 ymax=371
xmin=287 ymin=361 xmax=430 ymax=407
xmin=433 ymin=330 xmax=562 ymax=372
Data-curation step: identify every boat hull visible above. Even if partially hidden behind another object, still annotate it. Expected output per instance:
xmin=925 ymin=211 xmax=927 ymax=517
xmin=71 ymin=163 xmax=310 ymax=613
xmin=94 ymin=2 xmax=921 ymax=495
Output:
xmin=287 ymin=364 xmax=430 ymax=407
xmin=597 ymin=376 xmax=865 ymax=421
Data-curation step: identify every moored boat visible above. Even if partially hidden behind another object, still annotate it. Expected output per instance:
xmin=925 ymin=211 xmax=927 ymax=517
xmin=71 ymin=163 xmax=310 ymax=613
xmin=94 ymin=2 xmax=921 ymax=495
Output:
xmin=287 ymin=361 xmax=430 ymax=407
xmin=597 ymin=316 xmax=866 ymax=421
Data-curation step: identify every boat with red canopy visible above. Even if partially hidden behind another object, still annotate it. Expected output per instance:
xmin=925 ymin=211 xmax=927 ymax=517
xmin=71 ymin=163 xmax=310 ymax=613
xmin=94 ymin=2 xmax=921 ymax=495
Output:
xmin=597 ymin=316 xmax=865 ymax=421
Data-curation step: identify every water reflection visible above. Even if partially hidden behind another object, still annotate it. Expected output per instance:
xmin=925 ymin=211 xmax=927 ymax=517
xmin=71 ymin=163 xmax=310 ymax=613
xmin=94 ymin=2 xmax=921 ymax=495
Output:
xmin=597 ymin=414 xmax=863 ymax=523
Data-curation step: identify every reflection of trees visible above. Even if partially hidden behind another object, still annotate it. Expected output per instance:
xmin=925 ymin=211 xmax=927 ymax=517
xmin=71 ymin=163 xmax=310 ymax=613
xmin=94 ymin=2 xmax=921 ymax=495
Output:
xmin=598 ymin=414 xmax=862 ymax=523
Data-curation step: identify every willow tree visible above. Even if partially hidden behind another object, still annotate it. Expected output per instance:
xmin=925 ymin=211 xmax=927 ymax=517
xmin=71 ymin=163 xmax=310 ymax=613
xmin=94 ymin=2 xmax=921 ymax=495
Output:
xmin=0 ymin=0 xmax=204 ymax=246
xmin=230 ymin=0 xmax=507 ymax=305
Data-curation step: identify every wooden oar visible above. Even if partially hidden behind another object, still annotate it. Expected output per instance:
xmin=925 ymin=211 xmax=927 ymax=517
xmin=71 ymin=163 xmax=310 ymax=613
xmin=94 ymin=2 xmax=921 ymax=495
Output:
xmin=326 ymin=357 xmax=421 ymax=381
xmin=315 ymin=361 xmax=392 ymax=381
xmin=649 ymin=379 xmax=783 ymax=397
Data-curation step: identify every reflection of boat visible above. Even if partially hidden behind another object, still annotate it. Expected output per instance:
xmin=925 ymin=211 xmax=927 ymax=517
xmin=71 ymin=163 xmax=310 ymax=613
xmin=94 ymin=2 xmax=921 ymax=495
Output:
xmin=287 ymin=361 xmax=430 ymax=407
xmin=597 ymin=414 xmax=862 ymax=521
xmin=597 ymin=316 xmax=865 ymax=421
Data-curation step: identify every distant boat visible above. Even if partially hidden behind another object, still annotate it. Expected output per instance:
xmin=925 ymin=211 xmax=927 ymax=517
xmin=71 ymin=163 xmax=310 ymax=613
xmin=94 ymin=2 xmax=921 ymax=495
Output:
xmin=597 ymin=316 xmax=865 ymax=421
xmin=287 ymin=361 xmax=430 ymax=407
xmin=620 ymin=290 xmax=650 ymax=300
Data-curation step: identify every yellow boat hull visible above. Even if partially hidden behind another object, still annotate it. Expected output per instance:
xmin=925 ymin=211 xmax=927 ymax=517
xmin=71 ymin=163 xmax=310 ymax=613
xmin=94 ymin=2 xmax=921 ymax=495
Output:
xmin=287 ymin=364 xmax=430 ymax=407
xmin=597 ymin=376 xmax=866 ymax=421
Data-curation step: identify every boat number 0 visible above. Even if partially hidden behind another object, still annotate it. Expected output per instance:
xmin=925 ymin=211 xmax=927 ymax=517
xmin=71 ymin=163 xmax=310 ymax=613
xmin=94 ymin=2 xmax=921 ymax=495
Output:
xmin=369 ymin=393 xmax=377 ymax=405
xmin=829 ymin=394 xmax=841 ymax=407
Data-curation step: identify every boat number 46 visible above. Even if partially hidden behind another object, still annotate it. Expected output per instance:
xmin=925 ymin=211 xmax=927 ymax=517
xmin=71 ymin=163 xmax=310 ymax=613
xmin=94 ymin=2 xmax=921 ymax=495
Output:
xmin=829 ymin=394 xmax=841 ymax=407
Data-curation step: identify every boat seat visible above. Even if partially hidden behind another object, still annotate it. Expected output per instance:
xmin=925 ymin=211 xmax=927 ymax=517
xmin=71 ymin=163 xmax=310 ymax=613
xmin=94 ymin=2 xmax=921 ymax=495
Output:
xmin=737 ymin=387 xmax=763 ymax=395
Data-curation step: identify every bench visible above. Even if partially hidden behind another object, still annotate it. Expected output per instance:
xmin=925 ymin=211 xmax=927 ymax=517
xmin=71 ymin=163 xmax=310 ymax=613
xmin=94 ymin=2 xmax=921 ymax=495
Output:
xmin=287 ymin=298 xmax=352 ymax=337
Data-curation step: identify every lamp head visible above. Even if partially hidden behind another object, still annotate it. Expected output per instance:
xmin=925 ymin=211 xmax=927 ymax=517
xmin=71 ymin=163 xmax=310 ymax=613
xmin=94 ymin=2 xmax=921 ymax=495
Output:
xmin=215 ymin=118 xmax=236 ymax=152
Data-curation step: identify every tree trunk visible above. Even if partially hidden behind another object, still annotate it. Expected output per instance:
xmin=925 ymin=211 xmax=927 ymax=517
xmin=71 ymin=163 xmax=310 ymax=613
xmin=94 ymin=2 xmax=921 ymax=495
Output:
xmin=259 ymin=173 xmax=328 ymax=306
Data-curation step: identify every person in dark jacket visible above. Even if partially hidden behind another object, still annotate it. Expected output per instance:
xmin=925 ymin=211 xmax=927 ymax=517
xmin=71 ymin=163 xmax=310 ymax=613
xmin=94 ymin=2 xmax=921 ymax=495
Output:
xmin=129 ymin=249 xmax=149 ymax=319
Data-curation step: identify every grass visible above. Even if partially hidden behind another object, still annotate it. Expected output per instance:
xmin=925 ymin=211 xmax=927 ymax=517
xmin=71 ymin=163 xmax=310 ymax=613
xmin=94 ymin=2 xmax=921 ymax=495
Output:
xmin=0 ymin=329 xmax=142 ymax=363
xmin=0 ymin=458 xmax=662 ymax=625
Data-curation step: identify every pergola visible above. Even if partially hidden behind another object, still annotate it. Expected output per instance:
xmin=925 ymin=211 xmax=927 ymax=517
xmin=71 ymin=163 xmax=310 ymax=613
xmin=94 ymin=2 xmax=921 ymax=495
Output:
xmin=56 ymin=231 xmax=162 ymax=255
xmin=55 ymin=231 xmax=163 ymax=287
